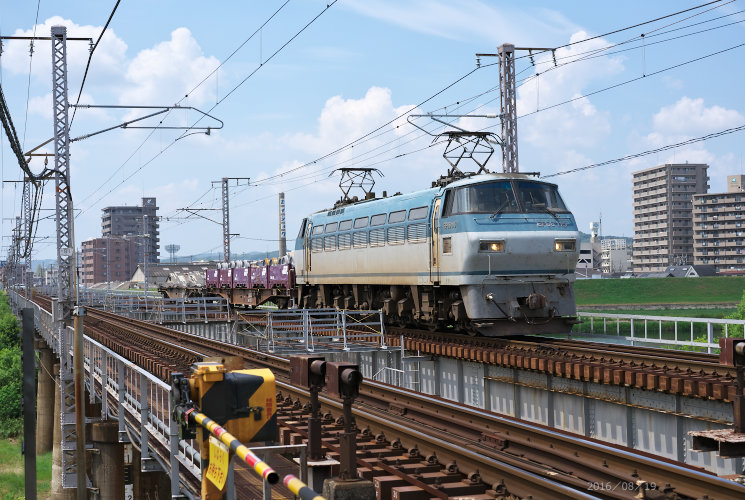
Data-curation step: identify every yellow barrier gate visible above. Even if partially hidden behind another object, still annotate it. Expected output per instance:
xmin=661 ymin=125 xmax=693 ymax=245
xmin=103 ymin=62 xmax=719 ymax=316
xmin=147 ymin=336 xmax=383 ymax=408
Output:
xmin=172 ymin=362 xmax=325 ymax=499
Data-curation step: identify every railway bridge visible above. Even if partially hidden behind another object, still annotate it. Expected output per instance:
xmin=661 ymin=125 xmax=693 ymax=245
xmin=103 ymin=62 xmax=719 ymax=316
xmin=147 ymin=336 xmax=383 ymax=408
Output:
xmin=9 ymin=290 xmax=745 ymax=499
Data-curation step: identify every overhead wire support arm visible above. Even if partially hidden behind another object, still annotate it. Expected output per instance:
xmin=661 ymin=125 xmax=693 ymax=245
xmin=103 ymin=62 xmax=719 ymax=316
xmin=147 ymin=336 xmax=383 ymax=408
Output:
xmin=23 ymin=105 xmax=224 ymax=159
xmin=0 ymin=35 xmax=93 ymax=41
xmin=68 ymin=104 xmax=224 ymax=136
xmin=176 ymin=208 xmax=222 ymax=225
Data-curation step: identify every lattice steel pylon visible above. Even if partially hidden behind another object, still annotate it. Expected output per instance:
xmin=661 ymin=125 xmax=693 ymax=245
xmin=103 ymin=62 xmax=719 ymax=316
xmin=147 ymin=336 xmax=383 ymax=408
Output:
xmin=498 ymin=43 xmax=518 ymax=173
xmin=211 ymin=176 xmax=250 ymax=262
xmin=51 ymin=25 xmax=79 ymax=490
xmin=22 ymin=180 xmax=33 ymax=298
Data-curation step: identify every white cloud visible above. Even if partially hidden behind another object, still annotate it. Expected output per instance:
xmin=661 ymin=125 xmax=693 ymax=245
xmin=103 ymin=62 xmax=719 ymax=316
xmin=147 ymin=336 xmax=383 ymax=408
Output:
xmin=641 ymin=97 xmax=743 ymax=163
xmin=1 ymin=17 xmax=127 ymax=86
xmin=516 ymin=31 xmax=623 ymax=154
xmin=290 ymin=87 xmax=411 ymax=157
xmin=634 ymin=97 xmax=743 ymax=192
xmin=344 ymin=0 xmax=577 ymax=45
xmin=120 ymin=28 xmax=220 ymax=107
xmin=651 ymin=97 xmax=744 ymax=137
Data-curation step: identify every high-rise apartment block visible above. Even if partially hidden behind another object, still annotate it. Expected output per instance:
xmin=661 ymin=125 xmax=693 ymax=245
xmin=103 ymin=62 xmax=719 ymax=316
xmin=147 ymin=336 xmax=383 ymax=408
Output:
xmin=632 ymin=164 xmax=709 ymax=272
xmin=80 ymin=237 xmax=138 ymax=285
xmin=692 ymin=175 xmax=745 ymax=273
xmin=102 ymin=197 xmax=160 ymax=265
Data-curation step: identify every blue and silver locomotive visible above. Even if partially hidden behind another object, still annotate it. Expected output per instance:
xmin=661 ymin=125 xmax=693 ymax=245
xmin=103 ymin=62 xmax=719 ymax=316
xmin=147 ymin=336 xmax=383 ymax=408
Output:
xmin=294 ymin=173 xmax=580 ymax=336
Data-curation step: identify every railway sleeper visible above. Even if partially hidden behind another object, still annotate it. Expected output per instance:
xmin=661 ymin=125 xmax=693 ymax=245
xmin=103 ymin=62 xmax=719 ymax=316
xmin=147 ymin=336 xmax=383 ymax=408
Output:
xmin=274 ymin=397 xmax=499 ymax=500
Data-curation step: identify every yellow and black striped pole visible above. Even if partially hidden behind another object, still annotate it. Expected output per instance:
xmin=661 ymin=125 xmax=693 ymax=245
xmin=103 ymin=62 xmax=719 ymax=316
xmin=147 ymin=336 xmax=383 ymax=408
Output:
xmin=184 ymin=408 xmax=279 ymax=484
xmin=182 ymin=407 xmax=326 ymax=499
xmin=283 ymin=474 xmax=326 ymax=500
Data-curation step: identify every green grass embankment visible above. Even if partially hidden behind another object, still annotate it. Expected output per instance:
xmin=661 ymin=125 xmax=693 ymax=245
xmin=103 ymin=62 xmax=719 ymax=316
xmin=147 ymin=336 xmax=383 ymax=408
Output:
xmin=0 ymin=439 xmax=52 ymax=499
xmin=574 ymin=276 xmax=745 ymax=306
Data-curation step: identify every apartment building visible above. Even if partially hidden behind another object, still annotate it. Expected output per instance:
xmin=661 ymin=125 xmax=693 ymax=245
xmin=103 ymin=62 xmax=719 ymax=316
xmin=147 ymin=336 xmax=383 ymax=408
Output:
xmin=632 ymin=163 xmax=709 ymax=272
xmin=600 ymin=238 xmax=631 ymax=274
xmin=692 ymin=174 xmax=745 ymax=273
xmin=101 ymin=197 xmax=160 ymax=265
xmin=80 ymin=237 xmax=138 ymax=286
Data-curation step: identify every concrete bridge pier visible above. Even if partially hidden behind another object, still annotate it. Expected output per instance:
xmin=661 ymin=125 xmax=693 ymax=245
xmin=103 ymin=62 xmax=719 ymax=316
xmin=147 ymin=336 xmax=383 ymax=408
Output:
xmin=36 ymin=343 xmax=55 ymax=454
xmin=91 ymin=421 xmax=124 ymax=499
xmin=131 ymin=445 xmax=170 ymax=499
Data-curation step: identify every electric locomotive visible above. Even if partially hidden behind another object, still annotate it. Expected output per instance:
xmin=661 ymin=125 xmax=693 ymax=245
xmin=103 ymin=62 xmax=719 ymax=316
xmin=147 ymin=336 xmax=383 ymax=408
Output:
xmin=294 ymin=172 xmax=580 ymax=336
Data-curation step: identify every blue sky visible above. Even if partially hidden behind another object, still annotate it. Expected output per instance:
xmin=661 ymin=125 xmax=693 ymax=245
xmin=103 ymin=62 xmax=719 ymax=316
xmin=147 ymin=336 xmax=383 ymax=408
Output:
xmin=1 ymin=0 xmax=744 ymax=261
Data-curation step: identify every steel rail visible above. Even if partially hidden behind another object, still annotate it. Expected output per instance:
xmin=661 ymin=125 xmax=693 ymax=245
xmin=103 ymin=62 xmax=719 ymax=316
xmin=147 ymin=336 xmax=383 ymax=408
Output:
xmin=56 ymin=302 xmax=745 ymax=499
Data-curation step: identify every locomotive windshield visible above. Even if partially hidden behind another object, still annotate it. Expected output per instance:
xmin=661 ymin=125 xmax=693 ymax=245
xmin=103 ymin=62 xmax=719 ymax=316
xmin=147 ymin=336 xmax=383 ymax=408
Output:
xmin=444 ymin=180 xmax=568 ymax=215
xmin=514 ymin=181 xmax=568 ymax=212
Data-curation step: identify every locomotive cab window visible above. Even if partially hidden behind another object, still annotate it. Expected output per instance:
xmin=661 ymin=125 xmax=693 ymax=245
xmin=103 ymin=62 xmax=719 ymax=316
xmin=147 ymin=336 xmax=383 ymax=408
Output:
xmin=388 ymin=210 xmax=406 ymax=223
xmin=408 ymin=206 xmax=428 ymax=220
xmin=354 ymin=217 xmax=368 ymax=229
xmin=339 ymin=219 xmax=353 ymax=231
xmin=442 ymin=190 xmax=453 ymax=217
xmin=515 ymin=181 xmax=569 ymax=213
xmin=325 ymin=222 xmax=338 ymax=233
xmin=370 ymin=214 xmax=386 ymax=226
xmin=450 ymin=181 xmax=518 ymax=215
xmin=312 ymin=225 xmax=324 ymax=235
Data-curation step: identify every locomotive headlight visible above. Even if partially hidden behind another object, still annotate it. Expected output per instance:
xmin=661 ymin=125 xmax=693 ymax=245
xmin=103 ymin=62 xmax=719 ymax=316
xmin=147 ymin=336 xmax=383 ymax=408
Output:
xmin=479 ymin=240 xmax=505 ymax=252
xmin=554 ymin=239 xmax=576 ymax=252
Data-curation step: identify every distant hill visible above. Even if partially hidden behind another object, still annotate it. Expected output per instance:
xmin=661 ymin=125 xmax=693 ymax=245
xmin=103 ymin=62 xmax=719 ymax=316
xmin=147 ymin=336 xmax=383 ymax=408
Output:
xmin=166 ymin=250 xmax=282 ymax=263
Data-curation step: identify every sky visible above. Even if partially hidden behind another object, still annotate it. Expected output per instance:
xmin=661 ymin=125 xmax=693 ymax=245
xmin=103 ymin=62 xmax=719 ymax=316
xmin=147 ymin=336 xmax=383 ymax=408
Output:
xmin=1 ymin=0 xmax=744 ymax=262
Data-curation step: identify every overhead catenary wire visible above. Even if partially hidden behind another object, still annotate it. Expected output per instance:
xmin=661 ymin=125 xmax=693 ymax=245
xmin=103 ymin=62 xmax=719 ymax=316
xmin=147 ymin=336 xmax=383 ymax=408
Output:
xmin=76 ymin=0 xmax=293 ymax=211
xmin=69 ymin=0 xmax=122 ymax=127
xmin=241 ymin=38 xmax=745 ymax=204
xmin=141 ymin=8 xmax=745 ymax=222
xmin=21 ymin=0 xmax=41 ymax=151
xmin=248 ymin=1 xmax=740 ymax=189
xmin=98 ymin=0 xmax=738 ymax=226
xmin=542 ymin=124 xmax=745 ymax=178
xmin=513 ymin=0 xmax=730 ymax=61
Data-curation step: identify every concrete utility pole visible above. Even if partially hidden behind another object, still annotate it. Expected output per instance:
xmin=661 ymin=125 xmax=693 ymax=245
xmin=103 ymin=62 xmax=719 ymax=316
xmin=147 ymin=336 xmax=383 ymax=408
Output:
xmin=212 ymin=177 xmax=250 ymax=262
xmin=278 ymin=192 xmax=286 ymax=257
xmin=221 ymin=178 xmax=230 ymax=262
xmin=106 ymin=235 xmax=111 ymax=305
xmin=143 ymin=215 xmax=149 ymax=311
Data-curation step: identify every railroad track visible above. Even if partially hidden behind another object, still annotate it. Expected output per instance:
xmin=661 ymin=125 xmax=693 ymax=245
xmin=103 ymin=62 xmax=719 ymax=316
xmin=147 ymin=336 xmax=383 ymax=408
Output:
xmin=30 ymin=295 xmax=745 ymax=499
xmin=386 ymin=327 xmax=741 ymax=403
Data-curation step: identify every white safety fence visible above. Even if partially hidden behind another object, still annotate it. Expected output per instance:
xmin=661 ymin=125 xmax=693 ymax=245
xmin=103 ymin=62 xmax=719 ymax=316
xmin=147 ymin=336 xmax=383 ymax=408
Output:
xmin=574 ymin=311 xmax=745 ymax=353
xmin=10 ymin=290 xmax=199 ymax=497
xmin=77 ymin=288 xmax=230 ymax=323
xmin=233 ymin=308 xmax=387 ymax=354
xmin=8 ymin=290 xmax=313 ymax=499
